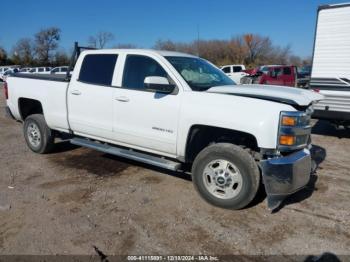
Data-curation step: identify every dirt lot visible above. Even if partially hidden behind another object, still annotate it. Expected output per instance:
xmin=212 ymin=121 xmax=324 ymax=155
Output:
xmin=0 ymin=85 xmax=349 ymax=259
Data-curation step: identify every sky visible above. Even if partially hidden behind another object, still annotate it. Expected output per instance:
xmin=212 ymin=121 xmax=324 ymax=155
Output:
xmin=1 ymin=0 xmax=345 ymax=57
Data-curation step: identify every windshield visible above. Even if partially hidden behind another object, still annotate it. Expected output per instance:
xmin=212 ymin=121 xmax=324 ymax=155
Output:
xmin=165 ymin=56 xmax=235 ymax=91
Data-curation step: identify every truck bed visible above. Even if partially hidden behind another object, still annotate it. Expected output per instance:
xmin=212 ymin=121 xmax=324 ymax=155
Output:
xmin=6 ymin=74 xmax=70 ymax=133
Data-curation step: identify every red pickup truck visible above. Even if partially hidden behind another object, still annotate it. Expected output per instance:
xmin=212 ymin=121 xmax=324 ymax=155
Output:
xmin=241 ymin=65 xmax=310 ymax=88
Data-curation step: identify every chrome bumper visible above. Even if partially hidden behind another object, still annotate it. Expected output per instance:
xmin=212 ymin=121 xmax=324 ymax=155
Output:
xmin=260 ymin=149 xmax=312 ymax=210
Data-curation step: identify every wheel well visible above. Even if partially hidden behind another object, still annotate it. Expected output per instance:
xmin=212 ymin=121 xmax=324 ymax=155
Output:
xmin=18 ymin=98 xmax=43 ymax=120
xmin=185 ymin=125 xmax=258 ymax=163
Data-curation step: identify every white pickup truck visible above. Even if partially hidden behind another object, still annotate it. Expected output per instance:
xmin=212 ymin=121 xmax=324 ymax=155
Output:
xmin=221 ymin=64 xmax=248 ymax=84
xmin=4 ymin=44 xmax=323 ymax=210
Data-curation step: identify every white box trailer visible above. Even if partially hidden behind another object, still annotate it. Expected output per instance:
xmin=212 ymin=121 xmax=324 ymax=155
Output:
xmin=310 ymin=3 xmax=350 ymax=125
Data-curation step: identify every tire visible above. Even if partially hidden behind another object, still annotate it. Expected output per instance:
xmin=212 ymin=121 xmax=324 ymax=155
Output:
xmin=23 ymin=114 xmax=55 ymax=154
xmin=192 ymin=143 xmax=260 ymax=210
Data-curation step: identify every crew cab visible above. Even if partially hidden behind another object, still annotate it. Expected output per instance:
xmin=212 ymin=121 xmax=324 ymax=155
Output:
xmin=4 ymin=44 xmax=323 ymax=210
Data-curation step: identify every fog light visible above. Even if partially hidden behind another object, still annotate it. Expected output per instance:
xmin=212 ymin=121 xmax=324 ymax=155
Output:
xmin=279 ymin=135 xmax=295 ymax=146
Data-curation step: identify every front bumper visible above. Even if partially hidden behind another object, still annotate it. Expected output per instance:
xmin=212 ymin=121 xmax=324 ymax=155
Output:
xmin=260 ymin=148 xmax=312 ymax=210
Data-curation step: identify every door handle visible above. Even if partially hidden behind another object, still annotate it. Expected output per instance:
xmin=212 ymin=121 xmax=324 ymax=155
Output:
xmin=115 ymin=96 xmax=130 ymax=102
xmin=70 ymin=90 xmax=82 ymax=95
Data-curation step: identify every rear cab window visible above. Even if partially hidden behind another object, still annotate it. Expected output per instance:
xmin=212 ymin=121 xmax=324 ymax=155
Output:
xmin=79 ymin=54 xmax=118 ymax=86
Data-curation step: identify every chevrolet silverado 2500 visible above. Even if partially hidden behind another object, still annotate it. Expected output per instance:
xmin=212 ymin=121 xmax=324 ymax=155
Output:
xmin=4 ymin=44 xmax=323 ymax=210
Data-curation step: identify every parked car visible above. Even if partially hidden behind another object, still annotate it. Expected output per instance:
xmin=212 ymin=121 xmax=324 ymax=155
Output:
xmin=310 ymin=3 xmax=350 ymax=127
xmin=0 ymin=67 xmax=9 ymax=81
xmin=0 ymin=66 xmax=20 ymax=81
xmin=298 ymin=65 xmax=311 ymax=78
xmin=19 ymin=68 xmax=32 ymax=73
xmin=297 ymin=65 xmax=312 ymax=89
xmin=28 ymin=67 xmax=52 ymax=74
xmin=221 ymin=64 xmax=248 ymax=84
xmin=1 ymin=68 xmax=19 ymax=81
xmin=241 ymin=65 xmax=299 ymax=87
xmin=50 ymin=66 xmax=71 ymax=75
xmin=4 ymin=44 xmax=323 ymax=211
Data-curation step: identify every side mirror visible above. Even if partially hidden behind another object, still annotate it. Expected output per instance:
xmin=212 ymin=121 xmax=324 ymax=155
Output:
xmin=144 ymin=76 xmax=175 ymax=94
xmin=255 ymin=71 xmax=263 ymax=76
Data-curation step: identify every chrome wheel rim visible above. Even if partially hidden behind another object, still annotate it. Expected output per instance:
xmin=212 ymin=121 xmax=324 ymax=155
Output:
xmin=203 ymin=159 xmax=243 ymax=199
xmin=27 ymin=123 xmax=41 ymax=148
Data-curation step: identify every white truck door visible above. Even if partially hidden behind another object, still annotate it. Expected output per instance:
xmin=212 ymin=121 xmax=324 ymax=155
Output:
xmin=112 ymin=54 xmax=181 ymax=156
xmin=68 ymin=54 xmax=118 ymax=140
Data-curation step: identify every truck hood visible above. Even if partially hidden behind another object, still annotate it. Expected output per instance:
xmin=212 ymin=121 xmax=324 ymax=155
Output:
xmin=207 ymin=84 xmax=324 ymax=107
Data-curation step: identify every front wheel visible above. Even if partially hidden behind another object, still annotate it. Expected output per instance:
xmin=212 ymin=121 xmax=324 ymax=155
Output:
xmin=192 ymin=143 xmax=260 ymax=209
xmin=23 ymin=114 xmax=55 ymax=154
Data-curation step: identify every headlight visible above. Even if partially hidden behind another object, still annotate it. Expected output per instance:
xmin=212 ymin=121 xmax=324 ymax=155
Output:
xmin=278 ymin=111 xmax=311 ymax=151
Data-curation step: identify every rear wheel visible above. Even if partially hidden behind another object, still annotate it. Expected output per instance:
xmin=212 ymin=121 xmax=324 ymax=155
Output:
xmin=192 ymin=143 xmax=260 ymax=209
xmin=23 ymin=114 xmax=55 ymax=154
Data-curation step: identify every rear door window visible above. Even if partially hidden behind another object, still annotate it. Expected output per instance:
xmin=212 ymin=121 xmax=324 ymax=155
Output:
xmin=79 ymin=54 xmax=118 ymax=86
xmin=232 ymin=66 xmax=242 ymax=72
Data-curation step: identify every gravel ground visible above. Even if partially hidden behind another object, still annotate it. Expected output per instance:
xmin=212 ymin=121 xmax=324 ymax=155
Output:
xmin=0 ymin=85 xmax=349 ymax=259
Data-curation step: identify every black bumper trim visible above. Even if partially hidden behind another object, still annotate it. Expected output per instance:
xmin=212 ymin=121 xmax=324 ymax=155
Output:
xmin=312 ymin=110 xmax=350 ymax=121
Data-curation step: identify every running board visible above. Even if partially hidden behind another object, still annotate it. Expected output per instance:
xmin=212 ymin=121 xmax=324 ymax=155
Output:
xmin=70 ymin=138 xmax=182 ymax=171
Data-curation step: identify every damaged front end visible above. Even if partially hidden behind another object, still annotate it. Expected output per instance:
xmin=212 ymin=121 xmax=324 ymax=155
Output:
xmin=260 ymin=108 xmax=314 ymax=210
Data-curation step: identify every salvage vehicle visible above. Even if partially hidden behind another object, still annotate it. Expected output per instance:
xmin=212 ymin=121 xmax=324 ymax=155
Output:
xmin=4 ymin=43 xmax=323 ymax=210
xmin=240 ymin=65 xmax=307 ymax=87
xmin=220 ymin=64 xmax=248 ymax=84
xmin=310 ymin=3 xmax=350 ymax=127
xmin=241 ymin=65 xmax=311 ymax=88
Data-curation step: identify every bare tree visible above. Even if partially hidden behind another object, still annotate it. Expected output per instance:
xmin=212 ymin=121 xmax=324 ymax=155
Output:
xmin=154 ymin=40 xmax=177 ymax=51
xmin=53 ymin=51 xmax=70 ymax=66
xmin=113 ymin=43 xmax=137 ymax=49
xmin=34 ymin=27 xmax=61 ymax=65
xmin=88 ymin=32 xmax=114 ymax=48
xmin=12 ymin=38 xmax=35 ymax=66
xmin=155 ymin=34 xmax=304 ymax=68
xmin=243 ymin=34 xmax=273 ymax=66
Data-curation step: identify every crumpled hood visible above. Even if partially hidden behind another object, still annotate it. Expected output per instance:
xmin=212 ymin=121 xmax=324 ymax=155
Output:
xmin=207 ymin=84 xmax=324 ymax=106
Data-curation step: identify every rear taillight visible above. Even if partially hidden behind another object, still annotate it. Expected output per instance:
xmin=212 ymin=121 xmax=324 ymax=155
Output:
xmin=3 ymin=81 xmax=8 ymax=99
